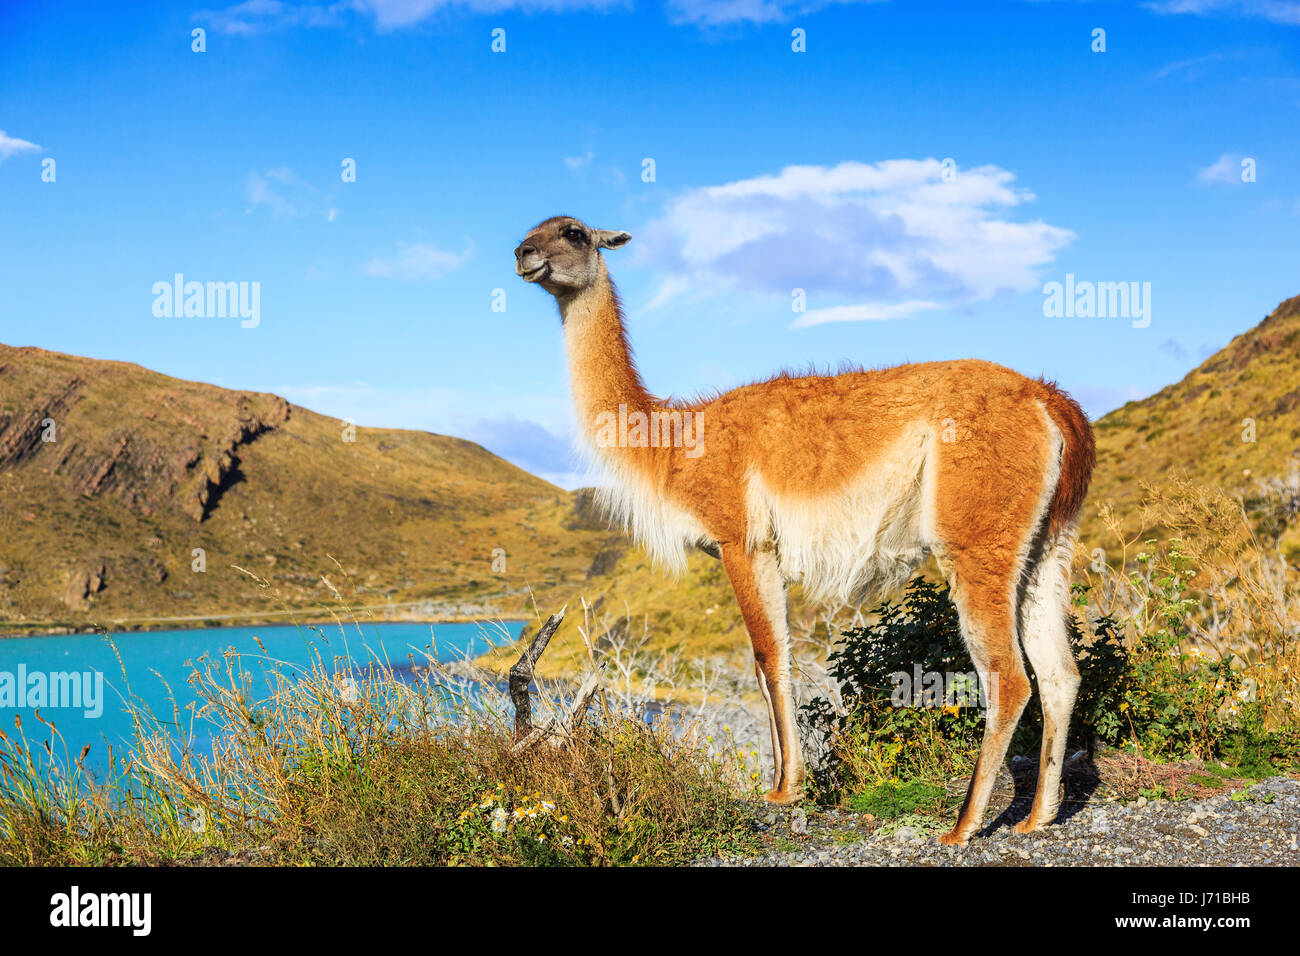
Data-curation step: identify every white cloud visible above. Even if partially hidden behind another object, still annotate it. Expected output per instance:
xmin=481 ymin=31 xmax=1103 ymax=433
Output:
xmin=1196 ymin=153 xmax=1247 ymax=185
xmin=194 ymin=0 xmax=349 ymax=35
xmin=666 ymin=0 xmax=882 ymax=26
xmin=198 ymin=0 xmax=628 ymax=34
xmin=245 ymin=166 xmax=346 ymax=219
xmin=245 ymin=167 xmax=301 ymax=217
xmin=793 ymin=299 xmax=941 ymax=328
xmin=564 ymin=150 xmax=595 ymax=170
xmin=196 ymin=0 xmax=851 ymax=32
xmin=1154 ymin=51 xmax=1226 ymax=79
xmin=1144 ymin=0 xmax=1300 ymax=26
xmin=636 ymin=159 xmax=1074 ymax=325
xmin=0 ymin=130 xmax=41 ymax=161
xmin=357 ymin=0 xmax=626 ymax=30
xmin=460 ymin=415 xmax=579 ymax=481
xmin=364 ymin=240 xmax=472 ymax=279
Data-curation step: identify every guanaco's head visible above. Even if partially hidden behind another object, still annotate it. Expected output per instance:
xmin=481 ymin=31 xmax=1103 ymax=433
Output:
xmin=514 ymin=215 xmax=630 ymax=298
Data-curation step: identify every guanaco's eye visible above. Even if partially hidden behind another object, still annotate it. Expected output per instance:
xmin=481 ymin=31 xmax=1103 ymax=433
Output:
xmin=564 ymin=227 xmax=585 ymax=243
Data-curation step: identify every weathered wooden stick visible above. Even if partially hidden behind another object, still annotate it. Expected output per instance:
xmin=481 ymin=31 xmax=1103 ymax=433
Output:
xmin=509 ymin=665 xmax=605 ymax=755
xmin=509 ymin=606 xmax=566 ymax=739
xmin=565 ymin=667 xmax=603 ymax=735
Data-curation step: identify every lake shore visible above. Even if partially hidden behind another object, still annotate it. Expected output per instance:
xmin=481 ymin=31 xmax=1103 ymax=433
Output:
xmin=0 ymin=607 xmax=527 ymax=639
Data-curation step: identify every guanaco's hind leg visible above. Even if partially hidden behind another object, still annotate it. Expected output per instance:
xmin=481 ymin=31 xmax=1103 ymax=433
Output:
xmin=721 ymin=543 xmax=804 ymax=803
xmin=754 ymin=662 xmax=782 ymax=791
xmin=938 ymin=555 xmax=1032 ymax=846
xmin=1015 ymin=530 xmax=1082 ymax=833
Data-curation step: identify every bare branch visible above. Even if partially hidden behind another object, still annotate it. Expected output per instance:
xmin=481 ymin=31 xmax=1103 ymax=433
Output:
xmin=509 ymin=606 xmax=566 ymax=739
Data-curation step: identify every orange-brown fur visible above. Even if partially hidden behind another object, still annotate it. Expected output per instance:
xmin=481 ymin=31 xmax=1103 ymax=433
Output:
xmin=1041 ymin=383 xmax=1097 ymax=534
xmin=515 ymin=216 xmax=1095 ymax=843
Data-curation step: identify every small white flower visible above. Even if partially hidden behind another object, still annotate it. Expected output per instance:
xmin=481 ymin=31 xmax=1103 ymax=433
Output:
xmin=338 ymin=676 xmax=360 ymax=705
xmin=490 ymin=807 xmax=508 ymax=834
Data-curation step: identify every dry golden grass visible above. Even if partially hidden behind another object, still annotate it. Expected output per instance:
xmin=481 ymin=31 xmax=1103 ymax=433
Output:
xmin=1082 ymin=476 xmax=1300 ymax=738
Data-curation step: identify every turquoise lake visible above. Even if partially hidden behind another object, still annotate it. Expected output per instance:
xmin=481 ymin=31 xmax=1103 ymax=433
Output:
xmin=0 ymin=620 xmax=525 ymax=779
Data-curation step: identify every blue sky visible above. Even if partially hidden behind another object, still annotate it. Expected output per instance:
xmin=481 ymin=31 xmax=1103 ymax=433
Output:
xmin=1 ymin=0 xmax=1297 ymax=487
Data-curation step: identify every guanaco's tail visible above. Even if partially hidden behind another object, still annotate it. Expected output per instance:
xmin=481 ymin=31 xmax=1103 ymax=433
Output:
xmin=1039 ymin=380 xmax=1096 ymax=535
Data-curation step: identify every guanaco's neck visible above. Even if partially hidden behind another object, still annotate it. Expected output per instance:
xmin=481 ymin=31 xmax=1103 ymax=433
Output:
xmin=558 ymin=259 xmax=655 ymax=446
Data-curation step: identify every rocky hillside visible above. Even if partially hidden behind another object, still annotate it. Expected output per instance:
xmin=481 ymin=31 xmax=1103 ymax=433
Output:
xmin=0 ymin=344 xmax=610 ymax=633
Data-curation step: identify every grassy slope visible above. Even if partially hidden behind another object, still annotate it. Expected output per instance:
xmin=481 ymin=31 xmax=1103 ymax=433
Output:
xmin=0 ymin=343 xmax=609 ymax=632
xmin=1087 ymin=293 xmax=1300 ymax=557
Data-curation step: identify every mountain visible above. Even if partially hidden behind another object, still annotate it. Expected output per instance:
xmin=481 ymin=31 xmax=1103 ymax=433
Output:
xmin=0 ymin=343 xmax=610 ymax=633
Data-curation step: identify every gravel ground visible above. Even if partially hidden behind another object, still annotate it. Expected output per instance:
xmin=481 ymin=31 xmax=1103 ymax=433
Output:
xmin=698 ymin=775 xmax=1300 ymax=867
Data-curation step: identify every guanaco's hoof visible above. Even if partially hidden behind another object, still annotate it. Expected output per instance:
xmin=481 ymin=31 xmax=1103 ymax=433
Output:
xmin=763 ymin=787 xmax=802 ymax=805
xmin=1014 ymin=817 xmax=1044 ymax=834
xmin=938 ymin=828 xmax=968 ymax=846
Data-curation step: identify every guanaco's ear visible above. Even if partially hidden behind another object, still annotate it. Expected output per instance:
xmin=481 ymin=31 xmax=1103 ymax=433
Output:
xmin=594 ymin=229 xmax=631 ymax=250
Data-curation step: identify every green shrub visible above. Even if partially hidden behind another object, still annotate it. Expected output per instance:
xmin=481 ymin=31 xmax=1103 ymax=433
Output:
xmin=803 ymin=577 xmax=1131 ymax=807
xmin=1106 ymin=542 xmax=1299 ymax=771
xmin=804 ymin=539 xmax=1298 ymax=810
xmin=802 ymin=579 xmax=991 ymax=803
xmin=846 ymin=780 xmax=947 ymax=818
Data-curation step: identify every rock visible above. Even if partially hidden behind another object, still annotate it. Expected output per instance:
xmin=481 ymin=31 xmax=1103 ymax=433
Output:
xmin=789 ymin=808 xmax=808 ymax=836
xmin=61 ymin=561 xmax=106 ymax=611
xmin=585 ymin=544 xmax=626 ymax=578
